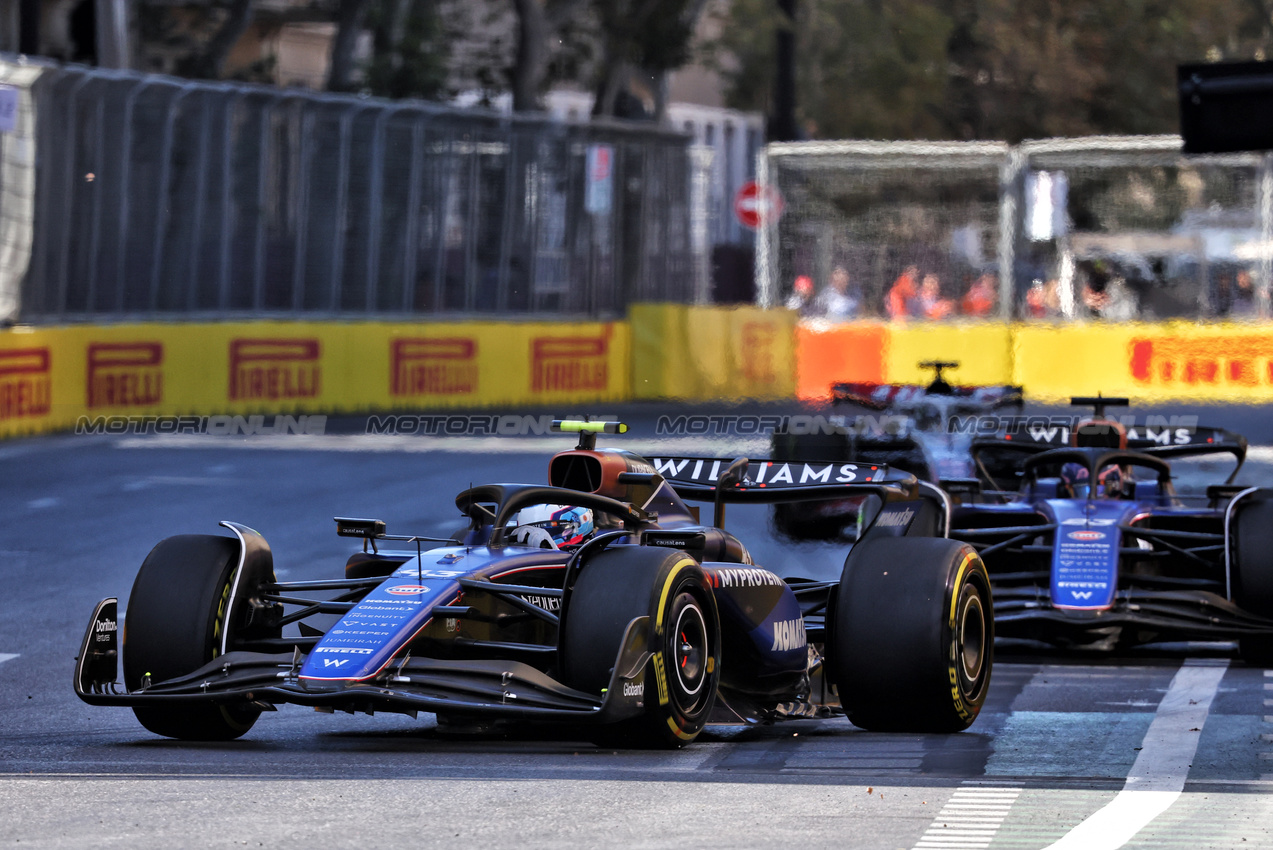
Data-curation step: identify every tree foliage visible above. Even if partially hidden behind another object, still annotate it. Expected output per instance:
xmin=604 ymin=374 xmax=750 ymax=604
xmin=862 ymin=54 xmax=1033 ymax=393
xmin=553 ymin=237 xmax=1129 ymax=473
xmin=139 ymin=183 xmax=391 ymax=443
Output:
xmin=715 ymin=0 xmax=1273 ymax=141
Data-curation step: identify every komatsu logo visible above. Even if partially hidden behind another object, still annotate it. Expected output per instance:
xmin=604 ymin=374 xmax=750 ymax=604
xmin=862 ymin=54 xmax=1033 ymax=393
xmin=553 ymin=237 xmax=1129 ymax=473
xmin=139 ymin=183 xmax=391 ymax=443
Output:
xmin=874 ymin=508 xmax=914 ymax=528
xmin=770 ymin=618 xmax=806 ymax=652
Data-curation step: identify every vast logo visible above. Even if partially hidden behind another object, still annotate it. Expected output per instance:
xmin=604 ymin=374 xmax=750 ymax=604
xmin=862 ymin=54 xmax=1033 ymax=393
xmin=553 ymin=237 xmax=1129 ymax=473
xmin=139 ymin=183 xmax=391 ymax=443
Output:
xmin=390 ymin=338 xmax=477 ymax=396
xmin=530 ymin=328 xmax=610 ymax=393
xmin=87 ymin=342 xmax=163 ymax=408
xmin=739 ymin=322 xmax=777 ymax=384
xmin=0 ymin=348 xmax=51 ymax=420
xmin=1130 ymin=336 xmax=1273 ymax=387
xmin=229 ymin=339 xmax=320 ymax=401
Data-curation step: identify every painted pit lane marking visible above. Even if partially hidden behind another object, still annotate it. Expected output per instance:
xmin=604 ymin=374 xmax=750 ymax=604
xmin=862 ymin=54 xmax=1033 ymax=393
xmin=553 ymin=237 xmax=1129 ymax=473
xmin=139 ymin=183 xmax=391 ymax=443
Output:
xmin=1040 ymin=659 xmax=1228 ymax=850
xmin=0 ymin=654 xmax=18 ymax=665
xmin=912 ymin=784 xmax=1020 ymax=849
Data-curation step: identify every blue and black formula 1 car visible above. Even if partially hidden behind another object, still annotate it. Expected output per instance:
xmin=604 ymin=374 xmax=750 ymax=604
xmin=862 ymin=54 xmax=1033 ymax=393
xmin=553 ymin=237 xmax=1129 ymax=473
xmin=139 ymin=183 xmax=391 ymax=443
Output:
xmin=75 ymin=420 xmax=993 ymax=746
xmin=949 ymin=397 xmax=1273 ymax=664
xmin=771 ymin=361 xmax=1023 ymax=539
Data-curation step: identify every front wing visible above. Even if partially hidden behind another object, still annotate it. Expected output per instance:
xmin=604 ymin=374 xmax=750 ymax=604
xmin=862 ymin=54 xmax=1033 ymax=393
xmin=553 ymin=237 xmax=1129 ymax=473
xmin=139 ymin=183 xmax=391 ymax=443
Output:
xmin=75 ymin=597 xmax=651 ymax=724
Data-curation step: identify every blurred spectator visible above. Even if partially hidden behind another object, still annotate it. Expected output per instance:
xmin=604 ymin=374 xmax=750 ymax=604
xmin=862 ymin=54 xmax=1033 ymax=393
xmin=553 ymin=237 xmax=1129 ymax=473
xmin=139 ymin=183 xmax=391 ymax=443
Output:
xmin=917 ymin=274 xmax=954 ymax=320
xmin=812 ymin=265 xmax=860 ymax=320
xmin=961 ymin=273 xmax=997 ymax=317
xmin=1229 ymin=269 xmax=1257 ymax=318
xmin=887 ymin=265 xmax=920 ymax=320
xmin=1081 ymin=261 xmax=1137 ymax=321
xmin=786 ymin=275 xmax=815 ymax=314
xmin=1026 ymin=279 xmax=1061 ymax=318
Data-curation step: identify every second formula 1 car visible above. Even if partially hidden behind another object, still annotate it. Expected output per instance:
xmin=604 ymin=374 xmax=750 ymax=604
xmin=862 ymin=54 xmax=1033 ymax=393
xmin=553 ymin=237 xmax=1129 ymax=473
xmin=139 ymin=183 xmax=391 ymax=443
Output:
xmin=75 ymin=420 xmax=993 ymax=746
xmin=772 ymin=361 xmax=1023 ymax=539
xmin=948 ymin=397 xmax=1273 ymax=663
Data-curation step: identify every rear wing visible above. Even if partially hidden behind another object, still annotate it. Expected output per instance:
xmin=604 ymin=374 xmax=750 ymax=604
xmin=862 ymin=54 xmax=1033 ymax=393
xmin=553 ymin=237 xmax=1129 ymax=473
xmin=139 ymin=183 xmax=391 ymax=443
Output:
xmin=647 ymin=455 xmax=919 ymax=504
xmin=831 ymin=381 xmax=1024 ymax=410
xmin=971 ymin=423 xmax=1248 ymax=483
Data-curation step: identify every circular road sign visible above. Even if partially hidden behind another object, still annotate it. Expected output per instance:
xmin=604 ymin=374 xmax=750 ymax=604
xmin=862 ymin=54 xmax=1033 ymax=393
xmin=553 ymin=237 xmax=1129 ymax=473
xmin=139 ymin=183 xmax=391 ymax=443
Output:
xmin=734 ymin=181 xmax=784 ymax=229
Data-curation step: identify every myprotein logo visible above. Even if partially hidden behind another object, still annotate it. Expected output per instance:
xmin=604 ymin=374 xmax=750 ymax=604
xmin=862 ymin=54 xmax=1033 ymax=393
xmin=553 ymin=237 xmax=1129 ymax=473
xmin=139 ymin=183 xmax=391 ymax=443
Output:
xmin=1130 ymin=336 xmax=1273 ymax=387
xmin=0 ymin=348 xmax=51 ymax=421
xmin=530 ymin=329 xmax=610 ymax=393
xmin=390 ymin=338 xmax=477 ymax=397
xmin=87 ymin=342 xmax=163 ymax=408
xmin=229 ymin=339 xmax=320 ymax=401
xmin=739 ymin=322 xmax=777 ymax=384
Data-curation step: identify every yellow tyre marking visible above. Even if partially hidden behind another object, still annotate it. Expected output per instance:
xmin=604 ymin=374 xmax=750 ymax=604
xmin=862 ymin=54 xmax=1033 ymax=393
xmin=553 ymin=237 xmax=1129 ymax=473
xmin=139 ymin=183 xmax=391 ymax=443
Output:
xmin=652 ymin=651 xmax=670 ymax=706
xmin=654 ymin=557 xmax=697 ymax=634
xmin=947 ymin=550 xmax=979 ymax=724
xmin=948 ymin=552 xmax=976 ymax=628
xmin=666 ymin=717 xmax=693 ymax=740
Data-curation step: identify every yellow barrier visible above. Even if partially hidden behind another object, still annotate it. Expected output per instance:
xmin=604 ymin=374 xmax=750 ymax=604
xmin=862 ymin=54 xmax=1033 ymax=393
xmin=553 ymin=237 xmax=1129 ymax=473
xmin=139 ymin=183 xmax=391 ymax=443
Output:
xmin=6 ymin=314 xmax=1273 ymax=439
xmin=1014 ymin=321 xmax=1273 ymax=402
xmin=793 ymin=321 xmax=1015 ymax=400
xmin=630 ymin=304 xmax=796 ymax=401
xmin=0 ymin=320 xmax=631 ymax=439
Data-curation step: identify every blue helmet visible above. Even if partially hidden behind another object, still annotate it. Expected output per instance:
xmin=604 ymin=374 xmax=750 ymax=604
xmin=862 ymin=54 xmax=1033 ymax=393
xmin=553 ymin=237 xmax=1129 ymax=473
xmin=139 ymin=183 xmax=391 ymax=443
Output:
xmin=511 ymin=504 xmax=595 ymax=549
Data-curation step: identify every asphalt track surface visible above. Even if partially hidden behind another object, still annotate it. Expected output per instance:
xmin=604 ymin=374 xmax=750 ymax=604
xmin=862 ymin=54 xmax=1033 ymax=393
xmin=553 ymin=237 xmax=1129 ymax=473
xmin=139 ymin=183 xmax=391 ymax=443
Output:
xmin=2 ymin=402 xmax=1272 ymax=849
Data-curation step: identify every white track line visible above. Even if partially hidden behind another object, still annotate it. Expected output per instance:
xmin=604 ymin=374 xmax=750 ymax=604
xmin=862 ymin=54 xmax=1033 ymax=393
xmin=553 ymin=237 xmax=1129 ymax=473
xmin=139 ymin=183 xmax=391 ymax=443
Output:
xmin=0 ymin=653 xmax=18 ymax=665
xmin=1042 ymin=659 xmax=1229 ymax=850
xmin=913 ymin=785 xmax=1021 ymax=850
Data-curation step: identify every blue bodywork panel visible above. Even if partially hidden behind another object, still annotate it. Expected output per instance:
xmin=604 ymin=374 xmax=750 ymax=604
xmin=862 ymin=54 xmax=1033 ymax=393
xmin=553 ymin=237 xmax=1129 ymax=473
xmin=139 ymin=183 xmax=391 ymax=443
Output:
xmin=1042 ymin=499 xmax=1140 ymax=610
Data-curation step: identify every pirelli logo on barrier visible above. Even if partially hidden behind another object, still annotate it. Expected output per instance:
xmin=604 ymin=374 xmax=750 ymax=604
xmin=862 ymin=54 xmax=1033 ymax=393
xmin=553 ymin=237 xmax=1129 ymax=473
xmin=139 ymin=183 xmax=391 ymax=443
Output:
xmin=740 ymin=321 xmax=777 ymax=384
xmin=229 ymin=339 xmax=321 ymax=401
xmin=0 ymin=348 xmax=52 ymax=421
xmin=530 ymin=328 xmax=610 ymax=393
xmin=1130 ymin=336 xmax=1273 ymax=387
xmin=390 ymin=338 xmax=478 ymax=396
xmin=87 ymin=342 xmax=163 ymax=408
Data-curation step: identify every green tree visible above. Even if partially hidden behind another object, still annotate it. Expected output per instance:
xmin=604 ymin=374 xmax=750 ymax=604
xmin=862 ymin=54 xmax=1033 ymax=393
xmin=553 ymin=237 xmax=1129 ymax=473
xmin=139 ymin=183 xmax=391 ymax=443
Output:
xmin=714 ymin=0 xmax=1259 ymax=141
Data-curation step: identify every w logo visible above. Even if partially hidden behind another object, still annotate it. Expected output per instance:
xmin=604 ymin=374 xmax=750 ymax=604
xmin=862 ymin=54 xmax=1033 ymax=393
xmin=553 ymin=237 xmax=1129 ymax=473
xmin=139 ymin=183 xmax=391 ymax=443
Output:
xmin=322 ymin=659 xmax=348 ymax=668
xmin=1071 ymin=591 xmax=1093 ymax=601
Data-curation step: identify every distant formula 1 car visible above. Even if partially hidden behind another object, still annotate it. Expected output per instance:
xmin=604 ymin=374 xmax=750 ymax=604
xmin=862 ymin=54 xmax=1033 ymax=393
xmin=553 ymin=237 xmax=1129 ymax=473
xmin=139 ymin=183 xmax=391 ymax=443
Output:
xmin=76 ymin=420 xmax=993 ymax=746
xmin=949 ymin=397 xmax=1273 ymax=663
xmin=771 ymin=361 xmax=1023 ymax=539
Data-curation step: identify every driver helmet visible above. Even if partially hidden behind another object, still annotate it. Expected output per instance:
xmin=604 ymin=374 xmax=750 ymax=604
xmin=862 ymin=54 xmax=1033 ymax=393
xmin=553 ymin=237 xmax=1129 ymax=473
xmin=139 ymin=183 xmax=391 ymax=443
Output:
xmin=511 ymin=504 xmax=594 ymax=549
xmin=1061 ymin=462 xmax=1123 ymax=498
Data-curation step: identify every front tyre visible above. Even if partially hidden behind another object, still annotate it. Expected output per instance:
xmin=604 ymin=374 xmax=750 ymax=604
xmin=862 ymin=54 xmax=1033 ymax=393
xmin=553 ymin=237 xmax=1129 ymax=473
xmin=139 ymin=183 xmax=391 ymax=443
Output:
xmin=123 ymin=534 xmax=276 ymax=740
xmin=829 ymin=537 xmax=992 ymax=732
xmin=561 ymin=546 xmax=720 ymax=747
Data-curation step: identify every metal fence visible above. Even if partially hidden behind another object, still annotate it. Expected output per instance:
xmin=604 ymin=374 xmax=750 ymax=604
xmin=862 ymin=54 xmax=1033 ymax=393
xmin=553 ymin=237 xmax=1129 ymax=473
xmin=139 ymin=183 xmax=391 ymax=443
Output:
xmin=3 ymin=58 xmax=694 ymax=323
xmin=758 ymin=137 xmax=1273 ymax=321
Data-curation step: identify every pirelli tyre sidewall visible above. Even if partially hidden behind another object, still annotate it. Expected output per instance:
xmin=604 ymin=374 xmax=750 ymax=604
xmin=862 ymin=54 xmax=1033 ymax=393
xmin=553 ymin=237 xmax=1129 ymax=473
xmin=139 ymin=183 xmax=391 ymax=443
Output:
xmin=830 ymin=537 xmax=992 ymax=733
xmin=562 ymin=545 xmax=721 ymax=747
xmin=123 ymin=534 xmax=272 ymax=740
xmin=1231 ymin=491 xmax=1273 ymax=666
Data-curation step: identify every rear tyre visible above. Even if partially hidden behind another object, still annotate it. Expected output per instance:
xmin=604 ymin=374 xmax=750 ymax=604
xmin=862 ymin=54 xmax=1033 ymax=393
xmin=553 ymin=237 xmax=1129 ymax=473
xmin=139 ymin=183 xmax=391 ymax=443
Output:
xmin=123 ymin=534 xmax=276 ymax=740
xmin=1231 ymin=491 xmax=1273 ymax=666
xmin=829 ymin=537 xmax=992 ymax=732
xmin=561 ymin=546 xmax=720 ymax=747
